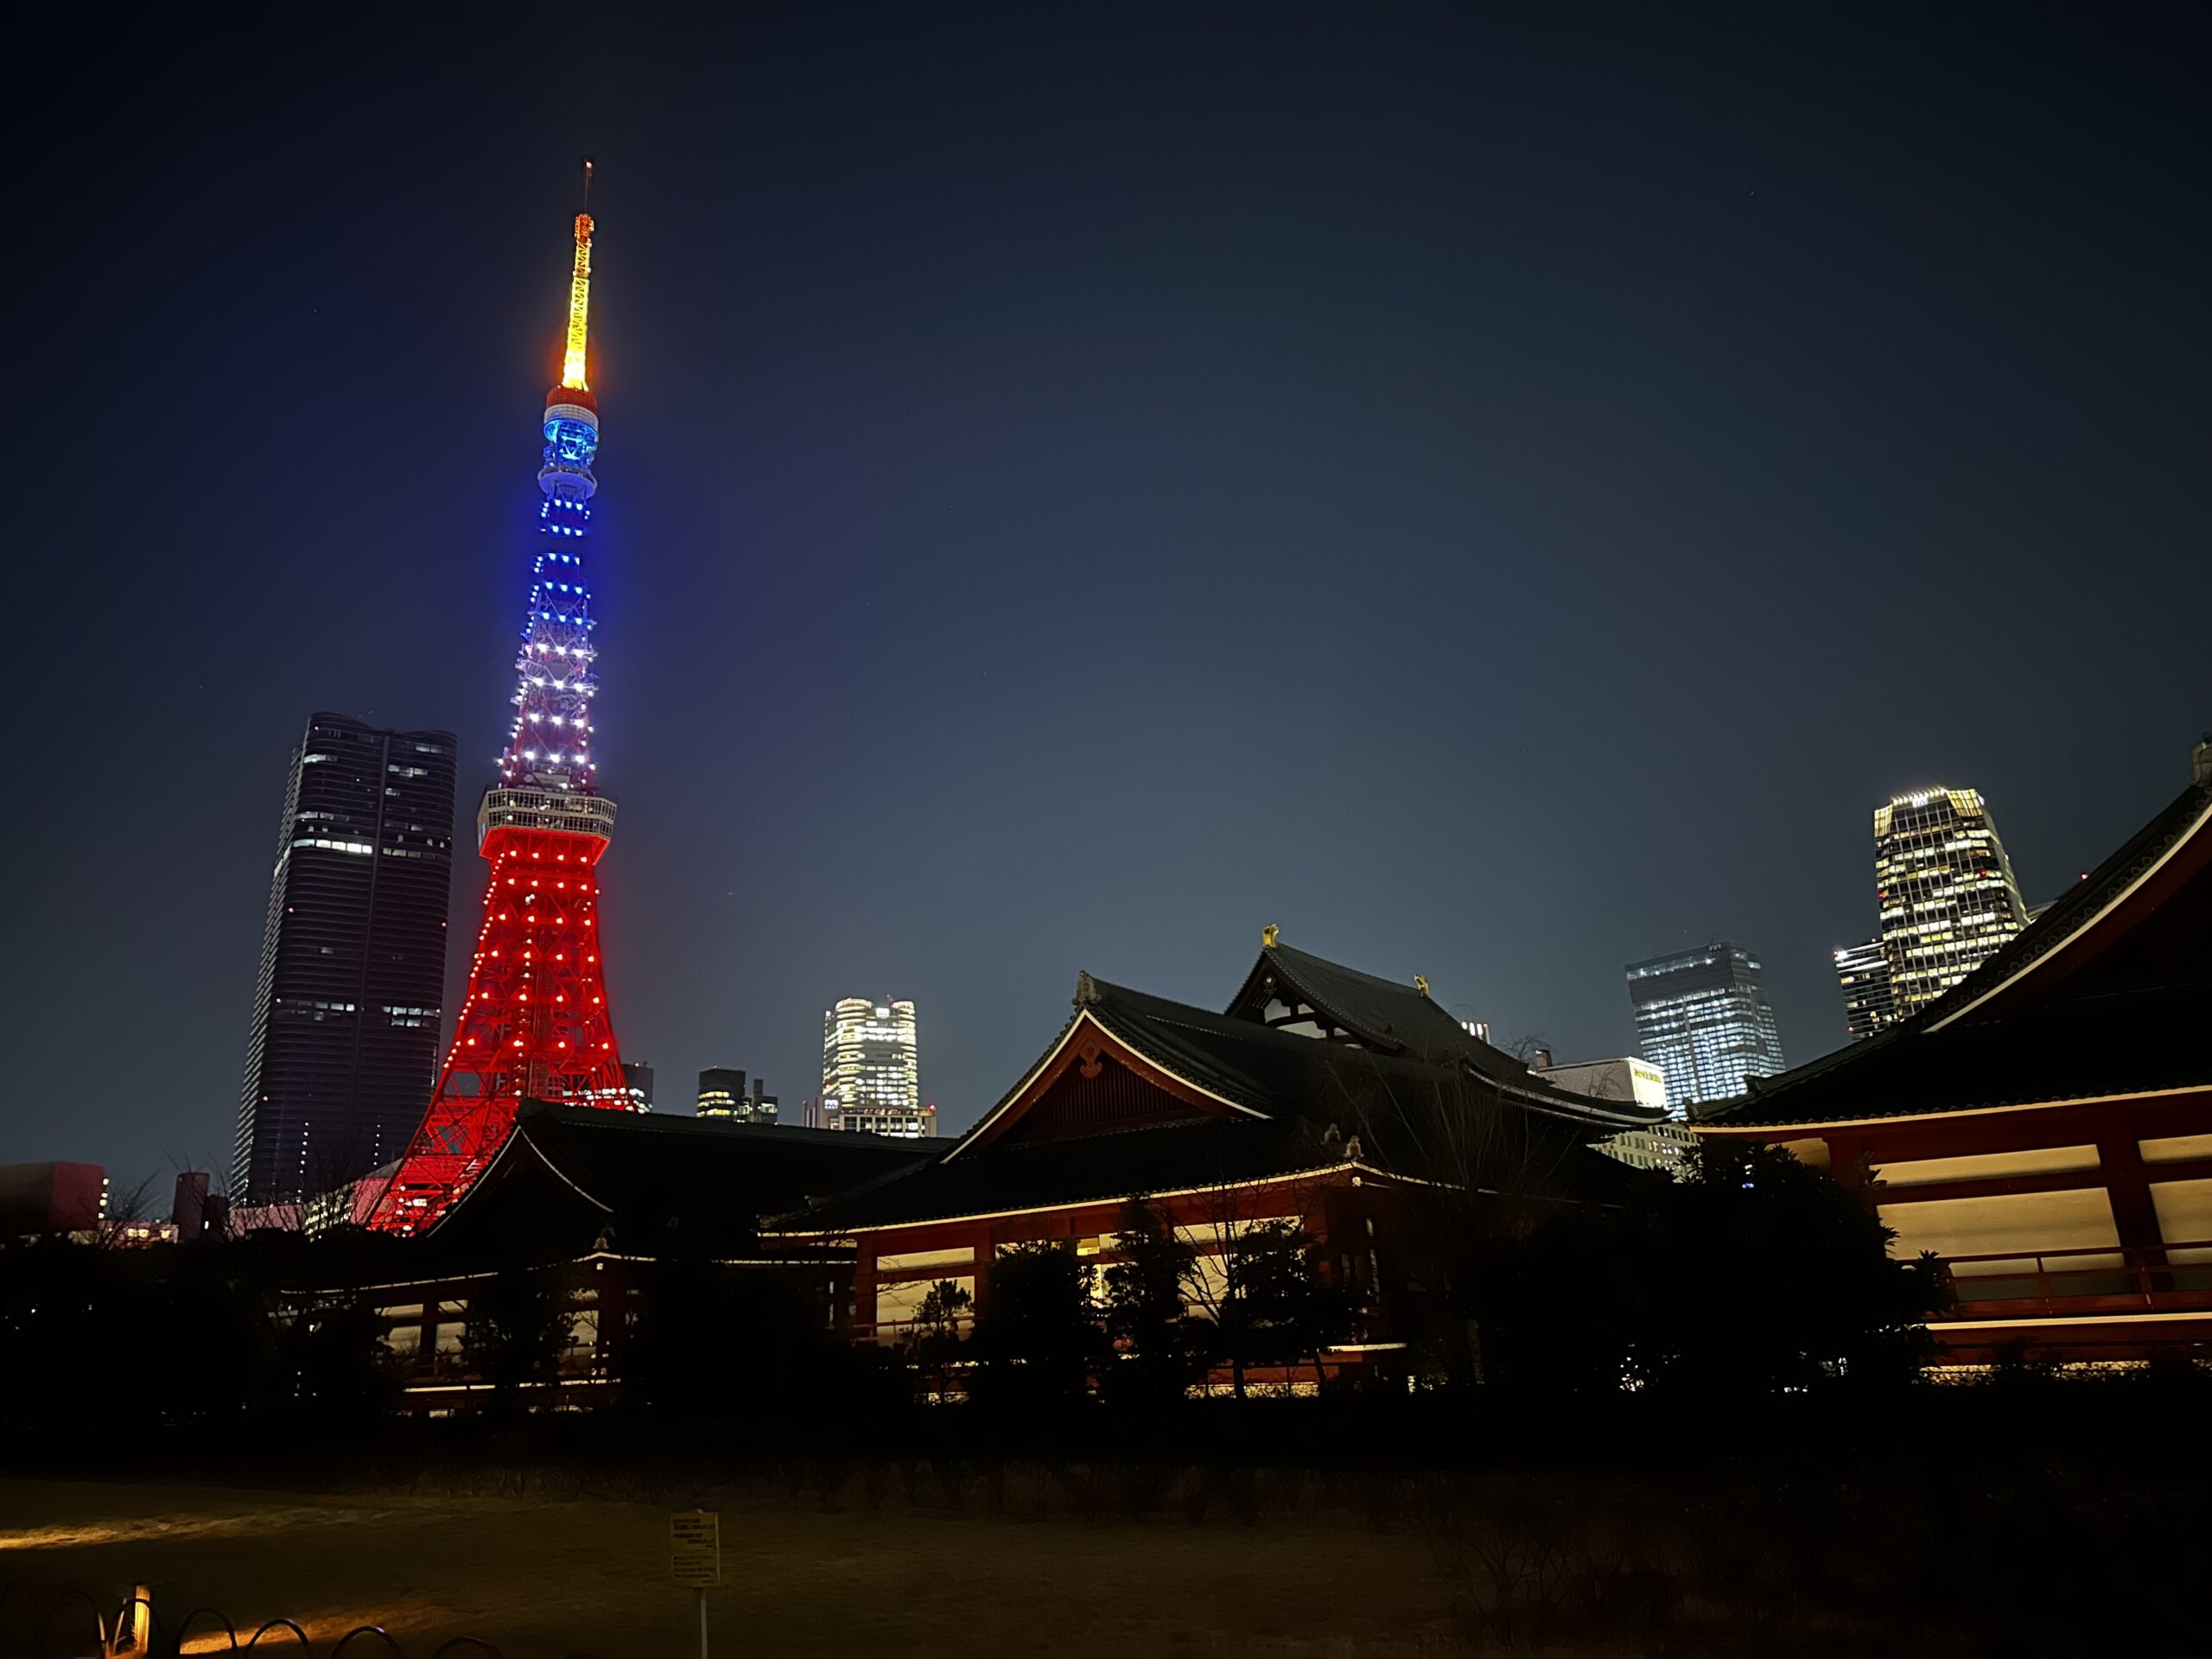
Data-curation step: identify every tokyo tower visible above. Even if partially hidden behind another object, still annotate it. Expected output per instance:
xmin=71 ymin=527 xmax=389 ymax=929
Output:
xmin=369 ymin=163 xmax=628 ymax=1232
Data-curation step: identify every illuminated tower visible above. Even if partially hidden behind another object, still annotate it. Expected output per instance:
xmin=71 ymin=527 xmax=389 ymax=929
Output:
xmin=369 ymin=165 xmax=628 ymax=1232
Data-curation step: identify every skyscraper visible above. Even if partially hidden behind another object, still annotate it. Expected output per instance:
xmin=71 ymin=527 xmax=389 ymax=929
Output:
xmin=369 ymin=165 xmax=632 ymax=1233
xmin=1874 ymin=786 xmax=2028 ymax=1016
xmin=1624 ymin=943 xmax=1787 ymax=1116
xmin=818 ymin=999 xmax=933 ymax=1136
xmin=1832 ymin=937 xmax=1897 ymax=1042
xmin=696 ymin=1068 xmax=778 ymax=1123
xmin=696 ymin=1067 xmax=746 ymax=1117
xmin=740 ymin=1077 xmax=779 ymax=1123
xmin=233 ymin=714 xmax=457 ymax=1203
xmin=620 ymin=1059 xmax=655 ymax=1113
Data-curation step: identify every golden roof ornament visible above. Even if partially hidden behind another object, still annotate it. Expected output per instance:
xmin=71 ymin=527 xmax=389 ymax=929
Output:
xmin=1262 ymin=924 xmax=1280 ymax=948
xmin=1414 ymin=975 xmax=1430 ymax=996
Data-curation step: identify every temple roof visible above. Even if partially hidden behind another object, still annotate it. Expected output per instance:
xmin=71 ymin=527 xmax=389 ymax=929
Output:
xmin=423 ymin=1103 xmax=929 ymax=1260
xmin=782 ymin=1116 xmax=1351 ymax=1233
xmin=782 ymin=943 xmax=1655 ymax=1234
xmin=1704 ymin=770 xmax=2212 ymax=1129
xmin=1227 ymin=938 xmax=1660 ymax=1117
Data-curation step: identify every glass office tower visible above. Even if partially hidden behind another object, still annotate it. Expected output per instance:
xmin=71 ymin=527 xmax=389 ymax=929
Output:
xmin=1624 ymin=943 xmax=1788 ymax=1116
xmin=233 ymin=714 xmax=457 ymax=1201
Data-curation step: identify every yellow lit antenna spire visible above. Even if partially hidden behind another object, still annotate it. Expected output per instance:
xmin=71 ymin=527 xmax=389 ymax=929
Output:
xmin=561 ymin=158 xmax=595 ymax=391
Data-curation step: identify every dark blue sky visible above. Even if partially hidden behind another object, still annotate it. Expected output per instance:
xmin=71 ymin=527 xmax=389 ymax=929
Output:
xmin=15 ymin=4 xmax=2207 ymax=1188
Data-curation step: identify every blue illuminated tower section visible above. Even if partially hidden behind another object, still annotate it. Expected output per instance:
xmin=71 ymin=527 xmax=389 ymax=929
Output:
xmin=371 ymin=166 xmax=629 ymax=1232
xmin=505 ymin=273 xmax=606 ymax=793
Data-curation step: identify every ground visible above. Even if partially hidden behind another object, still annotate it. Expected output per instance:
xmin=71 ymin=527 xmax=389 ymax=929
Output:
xmin=0 ymin=1478 xmax=1459 ymax=1656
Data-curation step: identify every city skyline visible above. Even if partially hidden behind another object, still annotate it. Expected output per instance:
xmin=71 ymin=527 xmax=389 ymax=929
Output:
xmin=10 ymin=10 xmax=2206 ymax=1190
xmin=696 ymin=1066 xmax=779 ymax=1125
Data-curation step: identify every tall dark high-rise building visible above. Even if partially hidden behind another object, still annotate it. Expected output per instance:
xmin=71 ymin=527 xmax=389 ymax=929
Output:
xmin=232 ymin=713 xmax=457 ymax=1203
xmin=620 ymin=1059 xmax=655 ymax=1113
xmin=1624 ymin=943 xmax=1787 ymax=1116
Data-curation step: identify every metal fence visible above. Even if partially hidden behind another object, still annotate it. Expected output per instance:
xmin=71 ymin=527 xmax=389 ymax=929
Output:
xmin=0 ymin=1587 xmax=604 ymax=1659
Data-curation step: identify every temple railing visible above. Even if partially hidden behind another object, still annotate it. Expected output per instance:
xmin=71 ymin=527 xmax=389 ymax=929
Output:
xmin=1936 ymin=1239 xmax=2212 ymax=1317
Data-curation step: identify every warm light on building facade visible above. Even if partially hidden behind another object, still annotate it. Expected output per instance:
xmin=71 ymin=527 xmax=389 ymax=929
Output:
xmin=1873 ymin=786 xmax=2027 ymax=1015
xmin=817 ymin=999 xmax=933 ymax=1137
xmin=696 ymin=1066 xmax=778 ymax=1124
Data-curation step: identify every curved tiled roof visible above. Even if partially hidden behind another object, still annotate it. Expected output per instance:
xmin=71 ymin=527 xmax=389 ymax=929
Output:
xmin=429 ymin=1103 xmax=929 ymax=1256
xmin=786 ymin=954 xmax=1655 ymax=1233
xmin=1704 ymin=772 xmax=2212 ymax=1129
xmin=779 ymin=1116 xmax=1349 ymax=1233
xmin=1231 ymin=941 xmax=1665 ymax=1125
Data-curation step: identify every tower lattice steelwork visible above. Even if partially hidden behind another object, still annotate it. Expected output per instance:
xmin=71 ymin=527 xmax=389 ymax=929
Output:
xmin=369 ymin=164 xmax=627 ymax=1232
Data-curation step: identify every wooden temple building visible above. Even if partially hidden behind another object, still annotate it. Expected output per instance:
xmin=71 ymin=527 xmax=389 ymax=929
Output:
xmin=771 ymin=936 xmax=1665 ymax=1373
xmin=326 ymin=938 xmax=1663 ymax=1402
xmin=1698 ymin=753 xmax=2212 ymax=1365
xmin=340 ymin=1105 xmax=922 ymax=1405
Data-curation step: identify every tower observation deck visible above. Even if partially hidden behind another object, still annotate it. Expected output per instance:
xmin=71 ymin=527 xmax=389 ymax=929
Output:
xmin=369 ymin=164 xmax=630 ymax=1232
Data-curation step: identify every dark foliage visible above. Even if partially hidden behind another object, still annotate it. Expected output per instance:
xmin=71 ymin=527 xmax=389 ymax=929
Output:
xmin=457 ymin=1266 xmax=576 ymax=1408
xmin=287 ymin=1294 xmax=401 ymax=1423
xmin=1217 ymin=1218 xmax=1351 ymax=1389
xmin=1463 ymin=1141 xmax=1948 ymax=1397
xmin=1098 ymin=1200 xmax=1210 ymax=1405
xmin=967 ymin=1243 xmax=1104 ymax=1413
xmin=620 ymin=1258 xmax=863 ymax=1420
xmin=902 ymin=1278 xmax=973 ymax=1401
xmin=0 ymin=1234 xmax=408 ymax=1437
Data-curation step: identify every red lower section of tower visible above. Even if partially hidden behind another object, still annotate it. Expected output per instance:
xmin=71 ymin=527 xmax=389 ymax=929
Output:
xmin=367 ymin=822 xmax=626 ymax=1233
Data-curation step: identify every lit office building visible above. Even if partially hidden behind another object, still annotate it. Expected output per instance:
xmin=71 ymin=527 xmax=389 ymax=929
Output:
xmin=1832 ymin=938 xmax=1897 ymax=1042
xmin=696 ymin=1067 xmax=778 ymax=1125
xmin=817 ymin=999 xmax=934 ymax=1137
xmin=1624 ymin=943 xmax=1787 ymax=1116
xmin=1874 ymin=786 xmax=2028 ymax=1015
xmin=621 ymin=1060 xmax=655 ymax=1113
xmin=737 ymin=1077 xmax=779 ymax=1123
xmin=696 ymin=1067 xmax=745 ymax=1118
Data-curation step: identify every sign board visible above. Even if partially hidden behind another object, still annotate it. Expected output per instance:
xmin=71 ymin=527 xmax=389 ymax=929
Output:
xmin=671 ymin=1510 xmax=721 ymax=1587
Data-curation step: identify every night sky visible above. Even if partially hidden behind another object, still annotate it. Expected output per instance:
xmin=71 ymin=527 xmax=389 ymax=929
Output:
xmin=16 ymin=5 xmax=2207 ymax=1191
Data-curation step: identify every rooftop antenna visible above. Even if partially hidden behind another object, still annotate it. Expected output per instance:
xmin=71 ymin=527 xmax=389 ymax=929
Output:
xmin=562 ymin=160 xmax=596 ymax=391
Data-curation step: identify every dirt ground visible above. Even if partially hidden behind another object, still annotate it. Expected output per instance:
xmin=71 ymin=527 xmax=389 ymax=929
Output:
xmin=0 ymin=1477 xmax=1461 ymax=1656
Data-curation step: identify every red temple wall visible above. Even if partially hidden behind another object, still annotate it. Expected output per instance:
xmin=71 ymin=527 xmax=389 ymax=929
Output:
xmin=830 ymin=1168 xmax=1395 ymax=1342
xmin=1704 ymin=1087 xmax=2212 ymax=1361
